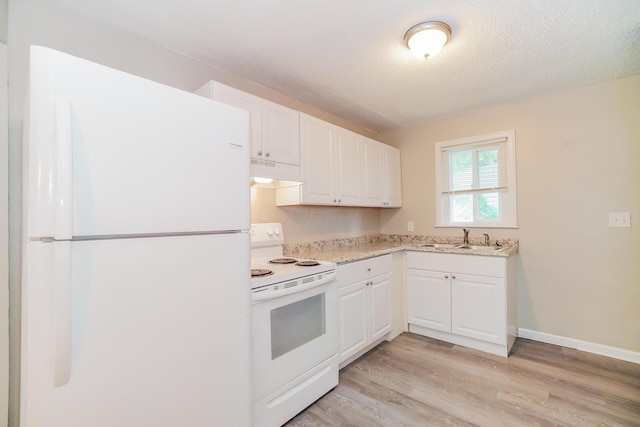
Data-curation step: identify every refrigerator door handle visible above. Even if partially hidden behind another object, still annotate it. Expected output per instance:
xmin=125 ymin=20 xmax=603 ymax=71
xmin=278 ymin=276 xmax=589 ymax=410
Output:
xmin=53 ymin=241 xmax=72 ymax=387
xmin=55 ymin=96 xmax=73 ymax=240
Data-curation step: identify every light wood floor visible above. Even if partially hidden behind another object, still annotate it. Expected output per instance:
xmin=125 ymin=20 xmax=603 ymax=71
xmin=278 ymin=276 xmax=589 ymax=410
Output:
xmin=285 ymin=333 xmax=640 ymax=426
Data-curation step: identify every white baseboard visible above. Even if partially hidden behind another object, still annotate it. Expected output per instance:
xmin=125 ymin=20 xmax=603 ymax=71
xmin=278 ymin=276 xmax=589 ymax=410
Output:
xmin=517 ymin=328 xmax=640 ymax=364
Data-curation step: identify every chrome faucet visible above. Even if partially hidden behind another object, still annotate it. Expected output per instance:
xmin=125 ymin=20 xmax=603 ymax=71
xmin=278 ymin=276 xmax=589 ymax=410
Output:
xmin=463 ymin=228 xmax=469 ymax=244
xmin=483 ymin=233 xmax=490 ymax=246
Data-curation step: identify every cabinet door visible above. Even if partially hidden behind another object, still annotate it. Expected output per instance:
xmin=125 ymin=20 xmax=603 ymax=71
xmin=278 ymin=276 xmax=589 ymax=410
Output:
xmin=335 ymin=128 xmax=363 ymax=206
xmin=337 ymin=281 xmax=368 ymax=363
xmin=212 ymin=83 xmax=263 ymax=159
xmin=383 ymin=145 xmax=402 ymax=207
xmin=262 ymin=100 xmax=300 ymax=166
xmin=362 ymin=138 xmax=384 ymax=206
xmin=407 ymin=269 xmax=451 ymax=332
xmin=369 ymin=273 xmax=392 ymax=342
xmin=451 ymin=274 xmax=506 ymax=345
xmin=300 ymin=114 xmax=335 ymax=204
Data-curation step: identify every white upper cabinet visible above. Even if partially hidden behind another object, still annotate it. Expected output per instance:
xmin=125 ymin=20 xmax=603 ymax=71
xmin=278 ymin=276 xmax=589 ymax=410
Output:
xmin=209 ymin=82 xmax=262 ymax=155
xmin=196 ymin=81 xmax=301 ymax=181
xmin=383 ymin=144 xmax=403 ymax=207
xmin=334 ymin=126 xmax=363 ymax=205
xmin=277 ymin=114 xmax=363 ymax=206
xmin=362 ymin=138 xmax=384 ymax=205
xmin=298 ymin=114 xmax=335 ymax=204
xmin=261 ymin=99 xmax=301 ymax=166
xmin=363 ymin=137 xmax=402 ymax=207
xmin=276 ymin=114 xmax=401 ymax=208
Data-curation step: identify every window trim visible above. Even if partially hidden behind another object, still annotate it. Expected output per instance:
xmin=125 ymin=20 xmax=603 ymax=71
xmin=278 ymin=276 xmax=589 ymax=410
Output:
xmin=435 ymin=130 xmax=518 ymax=228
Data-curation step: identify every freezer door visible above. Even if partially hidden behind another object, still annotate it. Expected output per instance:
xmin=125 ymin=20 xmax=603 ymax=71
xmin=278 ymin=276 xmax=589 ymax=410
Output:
xmin=21 ymin=233 xmax=252 ymax=427
xmin=26 ymin=46 xmax=249 ymax=239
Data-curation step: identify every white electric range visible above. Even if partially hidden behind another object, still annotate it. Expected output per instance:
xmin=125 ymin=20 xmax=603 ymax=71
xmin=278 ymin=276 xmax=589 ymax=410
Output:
xmin=250 ymin=223 xmax=338 ymax=427
xmin=250 ymin=223 xmax=337 ymax=298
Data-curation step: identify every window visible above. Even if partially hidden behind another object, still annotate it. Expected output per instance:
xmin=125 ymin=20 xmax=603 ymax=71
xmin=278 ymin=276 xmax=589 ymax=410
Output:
xmin=435 ymin=130 xmax=517 ymax=228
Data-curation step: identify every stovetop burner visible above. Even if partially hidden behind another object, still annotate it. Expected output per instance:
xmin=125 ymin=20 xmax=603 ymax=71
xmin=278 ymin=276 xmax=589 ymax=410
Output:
xmin=269 ymin=258 xmax=298 ymax=264
xmin=250 ymin=224 xmax=338 ymax=289
xmin=251 ymin=269 xmax=274 ymax=277
xmin=296 ymin=260 xmax=321 ymax=267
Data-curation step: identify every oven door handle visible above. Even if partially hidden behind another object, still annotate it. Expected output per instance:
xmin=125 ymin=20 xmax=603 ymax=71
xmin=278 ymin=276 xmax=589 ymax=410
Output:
xmin=252 ymin=270 xmax=336 ymax=302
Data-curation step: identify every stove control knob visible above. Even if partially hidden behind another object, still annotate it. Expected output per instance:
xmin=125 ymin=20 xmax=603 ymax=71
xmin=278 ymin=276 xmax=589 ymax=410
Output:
xmin=274 ymin=227 xmax=281 ymax=236
xmin=266 ymin=228 xmax=273 ymax=236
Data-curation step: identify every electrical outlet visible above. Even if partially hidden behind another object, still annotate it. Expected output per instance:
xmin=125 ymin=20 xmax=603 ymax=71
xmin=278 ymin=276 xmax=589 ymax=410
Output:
xmin=407 ymin=221 xmax=414 ymax=232
xmin=609 ymin=212 xmax=631 ymax=228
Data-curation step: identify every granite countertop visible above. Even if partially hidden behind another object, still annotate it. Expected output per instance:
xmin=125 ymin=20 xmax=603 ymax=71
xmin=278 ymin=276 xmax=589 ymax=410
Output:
xmin=284 ymin=234 xmax=519 ymax=264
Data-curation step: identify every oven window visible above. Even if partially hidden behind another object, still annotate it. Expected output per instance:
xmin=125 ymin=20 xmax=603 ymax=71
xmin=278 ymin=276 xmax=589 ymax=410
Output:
xmin=270 ymin=294 xmax=326 ymax=360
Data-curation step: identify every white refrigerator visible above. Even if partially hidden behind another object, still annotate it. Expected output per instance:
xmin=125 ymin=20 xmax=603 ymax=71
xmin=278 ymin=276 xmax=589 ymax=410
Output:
xmin=21 ymin=46 xmax=252 ymax=427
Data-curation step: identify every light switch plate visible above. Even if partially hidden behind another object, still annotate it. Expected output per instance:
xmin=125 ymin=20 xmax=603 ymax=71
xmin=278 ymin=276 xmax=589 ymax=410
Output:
xmin=609 ymin=212 xmax=631 ymax=228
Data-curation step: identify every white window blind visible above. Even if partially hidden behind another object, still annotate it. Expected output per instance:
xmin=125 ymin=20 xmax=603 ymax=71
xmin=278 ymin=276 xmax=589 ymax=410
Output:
xmin=435 ymin=131 xmax=517 ymax=228
xmin=442 ymin=137 xmax=507 ymax=196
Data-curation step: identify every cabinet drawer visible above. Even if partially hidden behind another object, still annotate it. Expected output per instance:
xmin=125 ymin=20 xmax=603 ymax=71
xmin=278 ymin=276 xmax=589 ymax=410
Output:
xmin=407 ymin=251 xmax=505 ymax=277
xmin=337 ymin=254 xmax=392 ymax=288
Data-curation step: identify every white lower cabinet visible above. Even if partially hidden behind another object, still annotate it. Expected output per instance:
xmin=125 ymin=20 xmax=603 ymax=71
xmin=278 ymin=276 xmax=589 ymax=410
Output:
xmin=407 ymin=252 xmax=516 ymax=357
xmin=337 ymin=255 xmax=392 ymax=366
xmin=407 ymin=269 xmax=451 ymax=333
xmin=451 ymin=273 xmax=505 ymax=345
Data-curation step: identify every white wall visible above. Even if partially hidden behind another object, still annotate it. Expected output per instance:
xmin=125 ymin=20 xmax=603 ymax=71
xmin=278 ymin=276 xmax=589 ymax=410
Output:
xmin=378 ymin=74 xmax=640 ymax=354
xmin=1 ymin=42 xmax=9 ymax=427
xmin=0 ymin=0 xmax=6 ymax=44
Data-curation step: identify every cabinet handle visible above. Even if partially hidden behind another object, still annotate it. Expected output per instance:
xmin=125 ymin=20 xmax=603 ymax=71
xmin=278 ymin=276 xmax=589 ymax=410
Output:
xmin=338 ymin=199 xmax=342 ymax=203
xmin=265 ymin=152 xmax=270 ymax=157
xmin=452 ymin=275 xmax=456 ymax=279
xmin=333 ymin=199 xmax=337 ymax=203
xmin=258 ymin=150 xmax=263 ymax=156
xmin=367 ymin=268 xmax=371 ymax=272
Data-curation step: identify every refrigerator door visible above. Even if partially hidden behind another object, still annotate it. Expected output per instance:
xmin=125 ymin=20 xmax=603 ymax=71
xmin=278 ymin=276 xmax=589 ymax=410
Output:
xmin=21 ymin=233 xmax=251 ymax=427
xmin=26 ymin=46 xmax=250 ymax=239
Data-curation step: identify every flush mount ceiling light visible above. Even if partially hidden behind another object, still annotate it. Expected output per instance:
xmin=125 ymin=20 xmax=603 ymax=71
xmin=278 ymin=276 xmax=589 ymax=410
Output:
xmin=404 ymin=21 xmax=452 ymax=59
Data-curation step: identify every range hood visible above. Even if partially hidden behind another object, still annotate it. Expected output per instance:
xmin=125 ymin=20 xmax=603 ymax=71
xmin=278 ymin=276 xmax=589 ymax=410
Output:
xmin=250 ymin=177 xmax=302 ymax=189
xmin=251 ymin=158 xmax=302 ymax=188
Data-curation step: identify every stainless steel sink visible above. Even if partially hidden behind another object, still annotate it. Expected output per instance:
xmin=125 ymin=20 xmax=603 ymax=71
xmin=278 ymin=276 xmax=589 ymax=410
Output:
xmin=415 ymin=243 xmax=459 ymax=249
xmin=454 ymin=244 xmax=506 ymax=251
xmin=416 ymin=243 xmax=506 ymax=251
xmin=416 ymin=243 xmax=508 ymax=251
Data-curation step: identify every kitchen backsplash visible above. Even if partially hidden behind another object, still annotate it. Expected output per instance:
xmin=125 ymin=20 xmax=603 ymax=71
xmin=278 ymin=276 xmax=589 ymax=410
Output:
xmin=251 ymin=187 xmax=380 ymax=243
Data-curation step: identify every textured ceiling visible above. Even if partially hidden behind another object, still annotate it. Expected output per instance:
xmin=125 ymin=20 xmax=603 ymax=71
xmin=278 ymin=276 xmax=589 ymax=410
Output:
xmin=55 ymin=0 xmax=640 ymax=132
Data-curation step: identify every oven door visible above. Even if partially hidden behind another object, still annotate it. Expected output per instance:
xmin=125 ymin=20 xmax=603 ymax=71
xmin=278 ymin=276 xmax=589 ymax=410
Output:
xmin=252 ymin=279 xmax=337 ymax=402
